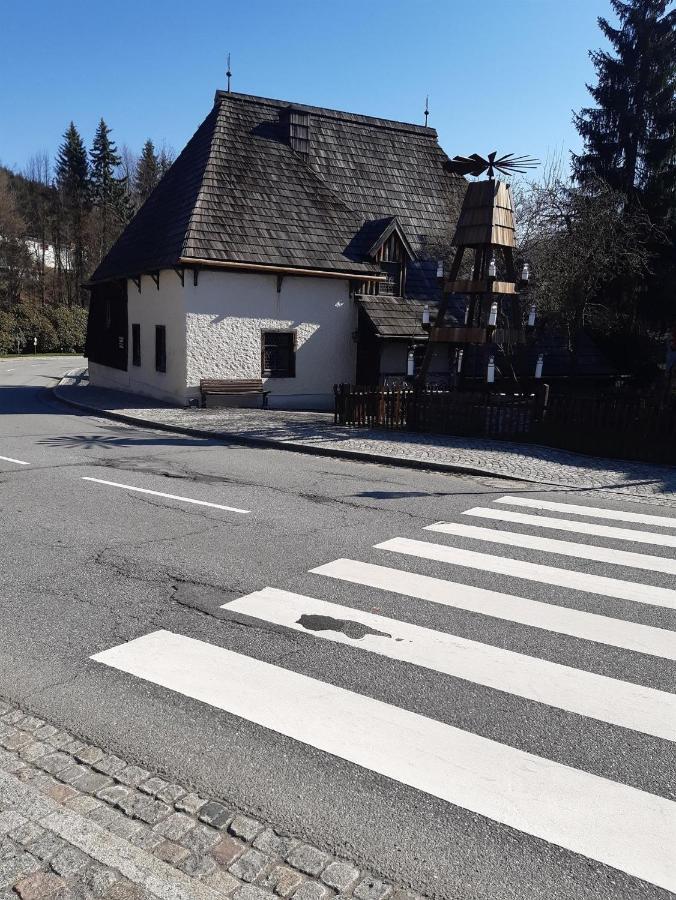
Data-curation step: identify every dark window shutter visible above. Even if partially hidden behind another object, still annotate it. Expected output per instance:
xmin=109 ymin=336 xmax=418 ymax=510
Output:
xmin=155 ymin=325 xmax=166 ymax=373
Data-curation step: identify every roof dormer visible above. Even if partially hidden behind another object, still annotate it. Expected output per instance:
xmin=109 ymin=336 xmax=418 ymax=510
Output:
xmin=280 ymin=107 xmax=310 ymax=158
xmin=365 ymin=217 xmax=415 ymax=296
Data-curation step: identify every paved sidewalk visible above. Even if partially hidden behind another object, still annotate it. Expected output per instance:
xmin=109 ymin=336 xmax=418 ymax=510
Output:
xmin=54 ymin=370 xmax=675 ymax=506
xmin=0 ymin=700 xmax=411 ymax=900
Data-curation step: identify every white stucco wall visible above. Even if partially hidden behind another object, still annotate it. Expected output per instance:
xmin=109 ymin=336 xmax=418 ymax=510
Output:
xmin=89 ymin=273 xmax=187 ymax=404
xmin=89 ymin=268 xmax=357 ymax=409
xmin=185 ymin=270 xmax=355 ymax=410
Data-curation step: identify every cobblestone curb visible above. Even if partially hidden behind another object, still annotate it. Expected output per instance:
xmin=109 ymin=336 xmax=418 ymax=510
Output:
xmin=53 ymin=371 xmax=675 ymax=507
xmin=0 ymin=700 xmax=422 ymax=900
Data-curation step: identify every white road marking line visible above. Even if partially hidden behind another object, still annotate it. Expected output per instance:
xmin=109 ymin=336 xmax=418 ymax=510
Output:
xmin=496 ymin=495 xmax=676 ymax=529
xmin=462 ymin=507 xmax=676 ymax=549
xmin=375 ymin=537 xmax=676 ymax=611
xmin=424 ymin=522 xmax=676 ymax=576
xmin=225 ymin=588 xmax=676 ymax=741
xmin=311 ymin=559 xmax=676 ymax=660
xmin=92 ymin=630 xmax=676 ymax=893
xmin=81 ymin=477 xmax=250 ymax=514
xmin=0 ymin=455 xmax=29 ymax=466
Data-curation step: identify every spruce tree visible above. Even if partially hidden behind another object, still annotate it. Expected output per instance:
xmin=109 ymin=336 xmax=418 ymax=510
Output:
xmin=90 ymin=118 xmax=127 ymax=259
xmin=135 ymin=139 xmax=160 ymax=204
xmin=573 ymin=0 xmax=675 ymax=332
xmin=55 ymin=123 xmax=89 ymax=201
xmin=55 ymin=122 xmax=90 ymax=305
xmin=572 ymin=0 xmax=675 ymax=202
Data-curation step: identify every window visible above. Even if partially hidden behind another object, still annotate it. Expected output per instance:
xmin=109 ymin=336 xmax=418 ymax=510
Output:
xmin=132 ymin=324 xmax=141 ymax=367
xmin=262 ymin=331 xmax=295 ymax=378
xmin=155 ymin=325 xmax=166 ymax=373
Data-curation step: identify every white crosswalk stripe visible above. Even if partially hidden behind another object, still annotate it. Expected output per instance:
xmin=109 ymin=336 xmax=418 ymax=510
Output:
xmin=93 ymin=630 xmax=676 ymax=894
xmin=424 ymin=521 xmax=676 ymax=574
xmin=375 ymin=536 xmax=676 ymax=609
xmin=91 ymin=494 xmax=676 ymax=893
xmin=496 ymin=495 xmax=676 ymax=528
xmin=311 ymin=558 xmax=676 ymax=659
xmin=462 ymin=506 xmax=676 ymax=548
xmin=224 ymin=587 xmax=676 ymax=740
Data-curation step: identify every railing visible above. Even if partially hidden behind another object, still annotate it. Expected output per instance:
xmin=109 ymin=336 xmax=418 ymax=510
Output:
xmin=333 ymin=383 xmax=676 ymax=464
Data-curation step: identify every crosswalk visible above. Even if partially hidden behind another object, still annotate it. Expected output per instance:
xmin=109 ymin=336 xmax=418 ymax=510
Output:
xmin=91 ymin=494 xmax=676 ymax=894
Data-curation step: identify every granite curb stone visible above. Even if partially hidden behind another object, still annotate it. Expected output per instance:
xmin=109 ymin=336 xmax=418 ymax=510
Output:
xmin=0 ymin=701 xmax=426 ymax=900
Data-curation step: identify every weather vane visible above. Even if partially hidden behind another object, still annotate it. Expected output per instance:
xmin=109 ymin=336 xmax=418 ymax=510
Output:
xmin=446 ymin=151 xmax=538 ymax=179
xmin=226 ymin=53 xmax=232 ymax=92
xmin=424 ymin=95 xmax=429 ymax=127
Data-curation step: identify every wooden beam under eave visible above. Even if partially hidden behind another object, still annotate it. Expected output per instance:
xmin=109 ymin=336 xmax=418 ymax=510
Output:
xmin=178 ymin=256 xmax=385 ymax=282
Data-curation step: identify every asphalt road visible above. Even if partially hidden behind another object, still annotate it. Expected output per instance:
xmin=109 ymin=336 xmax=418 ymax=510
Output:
xmin=0 ymin=357 xmax=674 ymax=900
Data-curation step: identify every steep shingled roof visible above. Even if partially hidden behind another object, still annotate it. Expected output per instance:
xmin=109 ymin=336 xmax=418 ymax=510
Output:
xmin=91 ymin=91 xmax=464 ymax=294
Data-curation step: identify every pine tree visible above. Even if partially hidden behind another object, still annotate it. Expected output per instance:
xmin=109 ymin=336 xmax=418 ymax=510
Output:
xmin=90 ymin=118 xmax=127 ymax=260
xmin=135 ymin=139 xmax=160 ymax=204
xmin=572 ymin=0 xmax=675 ymax=202
xmin=54 ymin=122 xmax=90 ymax=305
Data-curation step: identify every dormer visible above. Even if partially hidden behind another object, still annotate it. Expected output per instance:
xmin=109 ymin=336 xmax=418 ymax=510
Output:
xmin=364 ymin=217 xmax=415 ymax=296
xmin=279 ymin=107 xmax=310 ymax=158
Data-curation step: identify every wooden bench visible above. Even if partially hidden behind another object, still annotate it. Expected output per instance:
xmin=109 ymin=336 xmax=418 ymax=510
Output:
xmin=200 ymin=379 xmax=270 ymax=409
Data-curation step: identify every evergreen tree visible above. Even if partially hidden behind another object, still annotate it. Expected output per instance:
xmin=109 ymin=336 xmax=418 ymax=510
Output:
xmin=54 ymin=122 xmax=90 ymax=305
xmin=55 ymin=123 xmax=89 ymax=201
xmin=573 ymin=1 xmax=675 ymax=332
xmin=135 ymin=139 xmax=160 ymax=204
xmin=90 ymin=118 xmax=127 ymax=259
xmin=572 ymin=0 xmax=675 ymax=202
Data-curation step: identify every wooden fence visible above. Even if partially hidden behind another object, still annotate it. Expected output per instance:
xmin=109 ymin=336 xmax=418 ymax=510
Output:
xmin=333 ymin=383 xmax=676 ymax=464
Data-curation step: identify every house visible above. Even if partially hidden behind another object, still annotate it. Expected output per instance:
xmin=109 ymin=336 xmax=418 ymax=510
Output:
xmin=86 ymin=90 xmax=465 ymax=408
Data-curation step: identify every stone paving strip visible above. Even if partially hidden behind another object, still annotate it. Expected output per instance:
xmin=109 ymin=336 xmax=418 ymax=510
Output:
xmin=0 ymin=700 xmax=419 ymax=900
xmin=54 ymin=371 xmax=675 ymax=507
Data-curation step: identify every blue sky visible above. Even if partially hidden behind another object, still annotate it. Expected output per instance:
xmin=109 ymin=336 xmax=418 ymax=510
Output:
xmin=1 ymin=0 xmax=616 ymax=177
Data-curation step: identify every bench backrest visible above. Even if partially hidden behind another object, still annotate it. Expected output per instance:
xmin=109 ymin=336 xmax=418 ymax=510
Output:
xmin=200 ymin=379 xmax=264 ymax=392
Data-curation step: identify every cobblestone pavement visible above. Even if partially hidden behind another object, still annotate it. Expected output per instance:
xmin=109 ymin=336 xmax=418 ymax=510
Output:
xmin=54 ymin=371 xmax=675 ymax=507
xmin=0 ymin=700 xmax=415 ymax=900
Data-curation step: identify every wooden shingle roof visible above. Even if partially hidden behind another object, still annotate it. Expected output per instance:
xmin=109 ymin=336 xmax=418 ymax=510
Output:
xmin=91 ymin=91 xmax=464 ymax=293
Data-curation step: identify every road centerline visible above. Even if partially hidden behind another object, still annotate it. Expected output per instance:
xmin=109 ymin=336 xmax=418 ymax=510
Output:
xmin=81 ymin=477 xmax=250 ymax=514
xmin=0 ymin=455 xmax=30 ymax=466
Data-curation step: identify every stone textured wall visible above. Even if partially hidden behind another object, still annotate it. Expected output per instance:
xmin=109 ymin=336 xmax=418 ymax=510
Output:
xmin=90 ymin=268 xmax=357 ymax=409
xmin=185 ymin=269 xmax=355 ymax=410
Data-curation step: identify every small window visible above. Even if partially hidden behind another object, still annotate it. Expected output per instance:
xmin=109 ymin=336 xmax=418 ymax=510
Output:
xmin=155 ymin=325 xmax=166 ymax=373
xmin=262 ymin=331 xmax=295 ymax=378
xmin=132 ymin=324 xmax=141 ymax=367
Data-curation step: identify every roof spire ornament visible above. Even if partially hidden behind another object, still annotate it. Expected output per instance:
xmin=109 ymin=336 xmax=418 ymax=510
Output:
xmin=446 ymin=151 xmax=538 ymax=180
xmin=226 ymin=53 xmax=232 ymax=92
xmin=424 ymin=95 xmax=429 ymax=127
